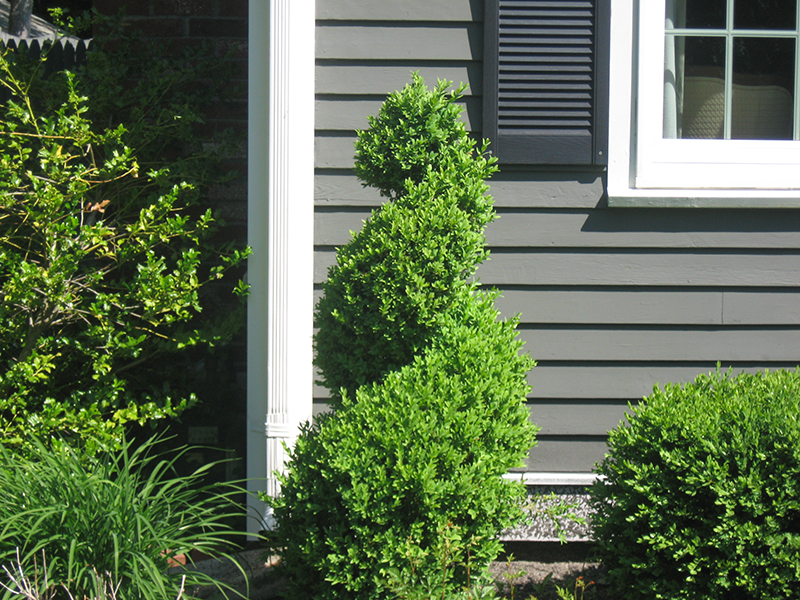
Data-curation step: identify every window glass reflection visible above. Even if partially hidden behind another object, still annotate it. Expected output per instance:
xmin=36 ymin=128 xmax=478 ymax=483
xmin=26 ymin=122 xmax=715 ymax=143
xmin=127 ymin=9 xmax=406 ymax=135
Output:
xmin=731 ymin=37 xmax=794 ymax=138
xmin=665 ymin=36 xmax=726 ymax=138
xmin=734 ymin=0 xmax=797 ymax=30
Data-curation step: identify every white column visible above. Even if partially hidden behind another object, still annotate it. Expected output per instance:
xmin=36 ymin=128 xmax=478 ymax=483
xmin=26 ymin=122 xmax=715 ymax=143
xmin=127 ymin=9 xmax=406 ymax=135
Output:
xmin=247 ymin=0 xmax=315 ymax=535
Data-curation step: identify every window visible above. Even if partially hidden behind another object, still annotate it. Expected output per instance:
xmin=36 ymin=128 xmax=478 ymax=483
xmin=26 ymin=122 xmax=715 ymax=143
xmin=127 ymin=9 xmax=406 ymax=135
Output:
xmin=608 ymin=0 xmax=800 ymax=205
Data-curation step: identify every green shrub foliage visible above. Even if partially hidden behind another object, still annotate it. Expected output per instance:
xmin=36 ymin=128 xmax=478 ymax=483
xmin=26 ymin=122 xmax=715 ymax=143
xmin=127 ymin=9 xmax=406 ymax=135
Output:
xmin=270 ymin=74 xmax=537 ymax=600
xmin=592 ymin=368 xmax=800 ymax=600
xmin=315 ymin=75 xmax=496 ymax=400
xmin=0 ymin=25 xmax=248 ymax=448
xmin=0 ymin=435 xmax=245 ymax=600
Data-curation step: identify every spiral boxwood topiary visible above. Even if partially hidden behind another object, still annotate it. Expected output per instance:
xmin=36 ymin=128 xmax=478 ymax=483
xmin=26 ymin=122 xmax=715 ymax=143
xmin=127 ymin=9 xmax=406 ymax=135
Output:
xmin=269 ymin=74 xmax=537 ymax=600
xmin=591 ymin=368 xmax=800 ymax=600
xmin=314 ymin=74 xmax=497 ymax=402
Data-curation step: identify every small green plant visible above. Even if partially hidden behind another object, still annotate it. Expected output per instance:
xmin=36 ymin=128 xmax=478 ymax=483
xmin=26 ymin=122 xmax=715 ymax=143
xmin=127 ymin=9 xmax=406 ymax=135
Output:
xmin=592 ymin=367 xmax=800 ymax=600
xmin=270 ymin=74 xmax=537 ymax=600
xmin=0 ymin=19 xmax=248 ymax=449
xmin=388 ymin=523 xmax=499 ymax=600
xmin=527 ymin=573 xmax=556 ymax=600
xmin=497 ymin=555 xmax=528 ymax=600
xmin=0 ymin=435 xmax=246 ymax=600
xmin=554 ymin=577 xmax=593 ymax=600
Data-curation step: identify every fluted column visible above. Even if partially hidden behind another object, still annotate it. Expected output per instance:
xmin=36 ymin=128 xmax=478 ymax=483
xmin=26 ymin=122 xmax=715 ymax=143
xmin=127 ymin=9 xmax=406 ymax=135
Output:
xmin=247 ymin=0 xmax=315 ymax=535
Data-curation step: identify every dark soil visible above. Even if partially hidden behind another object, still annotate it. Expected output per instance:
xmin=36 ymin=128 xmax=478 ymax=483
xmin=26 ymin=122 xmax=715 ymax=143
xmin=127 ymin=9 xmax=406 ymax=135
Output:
xmin=185 ymin=542 xmax=613 ymax=600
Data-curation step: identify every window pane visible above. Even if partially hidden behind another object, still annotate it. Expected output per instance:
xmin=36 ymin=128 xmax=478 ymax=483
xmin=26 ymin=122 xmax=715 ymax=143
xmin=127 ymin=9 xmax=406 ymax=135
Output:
xmin=731 ymin=37 xmax=795 ymax=138
xmin=686 ymin=0 xmax=727 ymax=29
xmin=734 ymin=0 xmax=797 ymax=30
xmin=666 ymin=0 xmax=726 ymax=29
xmin=665 ymin=36 xmax=727 ymax=138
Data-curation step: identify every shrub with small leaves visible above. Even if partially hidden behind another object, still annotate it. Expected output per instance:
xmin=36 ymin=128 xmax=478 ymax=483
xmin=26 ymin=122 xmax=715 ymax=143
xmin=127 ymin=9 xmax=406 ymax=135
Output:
xmin=591 ymin=368 xmax=800 ymax=600
xmin=315 ymin=74 xmax=497 ymax=401
xmin=270 ymin=74 xmax=537 ymax=600
xmin=0 ymin=22 xmax=248 ymax=449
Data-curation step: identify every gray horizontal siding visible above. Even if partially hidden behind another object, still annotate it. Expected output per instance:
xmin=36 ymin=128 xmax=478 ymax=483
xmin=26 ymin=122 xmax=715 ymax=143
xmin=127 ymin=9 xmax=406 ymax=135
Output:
xmin=313 ymin=398 xmax=629 ymax=436
xmin=316 ymin=65 xmax=482 ymax=96
xmin=520 ymin=328 xmax=800 ymax=362
xmin=318 ymin=0 xmax=482 ymax=21
xmin=317 ymin=23 xmax=482 ymax=60
xmin=315 ymin=249 xmax=800 ymax=286
xmin=314 ymin=0 xmax=800 ymax=475
xmin=494 ymin=290 xmax=800 ymax=325
xmin=317 ymin=97 xmax=481 ymax=131
xmin=316 ymin=208 xmax=800 ymax=248
xmin=518 ymin=438 xmax=609 ymax=472
xmin=524 ymin=364 xmax=800 ymax=399
xmin=313 ymin=362 xmax=797 ymax=402
xmin=313 ymin=288 xmax=800 ymax=325
xmin=315 ymin=171 xmax=604 ymax=208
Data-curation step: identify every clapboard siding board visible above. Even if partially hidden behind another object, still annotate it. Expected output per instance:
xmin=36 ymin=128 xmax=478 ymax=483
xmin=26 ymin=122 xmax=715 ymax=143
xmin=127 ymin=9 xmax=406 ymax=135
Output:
xmin=308 ymin=323 xmax=800 ymax=362
xmin=517 ymin=438 xmax=609 ymax=472
xmin=316 ymin=65 xmax=483 ymax=96
xmin=314 ymin=171 xmax=604 ymax=208
xmin=316 ymin=135 xmax=358 ymax=169
xmin=528 ymin=401 xmax=629 ymax=435
xmin=478 ymin=251 xmax=800 ymax=286
xmin=312 ymin=398 xmax=629 ymax=435
xmin=312 ymin=288 xmax=800 ymax=326
xmin=526 ymin=364 xmax=800 ymax=399
xmin=488 ymin=172 xmax=605 ymax=207
xmin=315 ymin=249 xmax=800 ymax=286
xmin=313 ymin=364 xmax=782 ymax=400
xmin=316 ymin=24 xmax=482 ymax=60
xmin=318 ymin=0 xmax=483 ymax=21
xmin=314 ymin=136 xmax=622 ymax=170
xmin=494 ymin=290 xmax=800 ymax=325
xmin=519 ymin=328 xmax=800 ymax=362
xmin=315 ymin=209 xmax=800 ymax=248
xmin=315 ymin=172 xmax=384 ymax=205
xmin=317 ymin=97 xmax=481 ymax=131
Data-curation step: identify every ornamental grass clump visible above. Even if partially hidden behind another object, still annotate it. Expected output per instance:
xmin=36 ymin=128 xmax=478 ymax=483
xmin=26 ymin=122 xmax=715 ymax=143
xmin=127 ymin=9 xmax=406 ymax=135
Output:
xmin=269 ymin=74 xmax=537 ymax=600
xmin=0 ymin=435 xmax=246 ymax=600
xmin=592 ymin=368 xmax=800 ymax=600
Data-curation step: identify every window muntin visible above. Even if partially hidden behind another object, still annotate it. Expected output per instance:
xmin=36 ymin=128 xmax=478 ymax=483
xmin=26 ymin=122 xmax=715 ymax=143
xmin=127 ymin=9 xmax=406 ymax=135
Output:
xmin=634 ymin=0 xmax=800 ymax=190
xmin=664 ymin=0 xmax=799 ymax=141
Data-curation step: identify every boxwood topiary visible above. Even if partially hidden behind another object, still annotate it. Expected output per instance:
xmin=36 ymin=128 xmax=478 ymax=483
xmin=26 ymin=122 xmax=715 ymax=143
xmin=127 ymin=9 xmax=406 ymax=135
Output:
xmin=591 ymin=368 xmax=800 ymax=600
xmin=314 ymin=73 xmax=497 ymax=403
xmin=268 ymin=74 xmax=537 ymax=600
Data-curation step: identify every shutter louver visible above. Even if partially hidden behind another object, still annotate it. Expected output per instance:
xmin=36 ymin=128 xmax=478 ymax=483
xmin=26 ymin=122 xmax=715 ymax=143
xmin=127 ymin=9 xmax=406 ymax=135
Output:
xmin=484 ymin=0 xmax=609 ymax=165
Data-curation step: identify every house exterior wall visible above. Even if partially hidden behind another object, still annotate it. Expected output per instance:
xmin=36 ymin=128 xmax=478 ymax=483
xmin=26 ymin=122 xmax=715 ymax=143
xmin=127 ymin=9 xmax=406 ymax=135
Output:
xmin=92 ymin=0 xmax=252 ymax=475
xmin=314 ymin=0 xmax=800 ymax=475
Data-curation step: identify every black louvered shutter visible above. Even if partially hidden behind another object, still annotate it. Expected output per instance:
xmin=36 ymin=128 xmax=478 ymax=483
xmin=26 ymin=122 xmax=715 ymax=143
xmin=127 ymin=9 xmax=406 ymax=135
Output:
xmin=483 ymin=0 xmax=609 ymax=165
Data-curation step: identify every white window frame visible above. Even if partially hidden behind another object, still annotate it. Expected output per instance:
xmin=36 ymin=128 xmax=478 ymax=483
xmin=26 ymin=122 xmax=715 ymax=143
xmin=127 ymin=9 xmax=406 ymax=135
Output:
xmin=607 ymin=0 xmax=800 ymax=207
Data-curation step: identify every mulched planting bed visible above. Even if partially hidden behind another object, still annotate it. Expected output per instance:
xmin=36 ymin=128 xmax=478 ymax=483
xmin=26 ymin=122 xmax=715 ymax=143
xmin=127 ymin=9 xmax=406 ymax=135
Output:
xmin=185 ymin=542 xmax=613 ymax=599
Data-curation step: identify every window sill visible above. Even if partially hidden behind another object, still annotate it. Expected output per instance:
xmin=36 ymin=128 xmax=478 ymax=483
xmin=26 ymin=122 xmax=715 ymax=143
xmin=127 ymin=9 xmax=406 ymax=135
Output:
xmin=608 ymin=189 xmax=800 ymax=208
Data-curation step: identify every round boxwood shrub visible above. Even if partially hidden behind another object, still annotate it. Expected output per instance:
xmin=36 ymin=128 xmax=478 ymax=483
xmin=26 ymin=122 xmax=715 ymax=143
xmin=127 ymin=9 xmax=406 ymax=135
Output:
xmin=269 ymin=74 xmax=537 ymax=600
xmin=591 ymin=368 xmax=800 ymax=600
